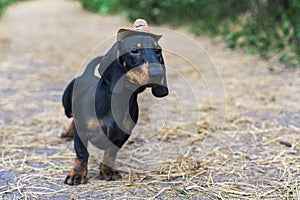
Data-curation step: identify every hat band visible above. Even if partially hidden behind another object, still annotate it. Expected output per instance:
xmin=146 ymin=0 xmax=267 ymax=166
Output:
xmin=132 ymin=24 xmax=150 ymax=33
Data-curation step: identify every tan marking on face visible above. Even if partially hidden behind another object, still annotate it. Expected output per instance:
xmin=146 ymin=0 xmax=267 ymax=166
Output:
xmin=126 ymin=71 xmax=137 ymax=81
xmin=137 ymin=43 xmax=142 ymax=48
xmin=123 ymin=61 xmax=126 ymax=68
xmin=138 ymin=62 xmax=149 ymax=84
xmin=125 ymin=62 xmax=150 ymax=85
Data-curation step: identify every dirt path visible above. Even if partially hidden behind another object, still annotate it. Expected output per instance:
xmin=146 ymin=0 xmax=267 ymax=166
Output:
xmin=0 ymin=0 xmax=299 ymax=199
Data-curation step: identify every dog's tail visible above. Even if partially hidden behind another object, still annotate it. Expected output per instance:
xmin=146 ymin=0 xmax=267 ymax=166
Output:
xmin=82 ymin=56 xmax=103 ymax=77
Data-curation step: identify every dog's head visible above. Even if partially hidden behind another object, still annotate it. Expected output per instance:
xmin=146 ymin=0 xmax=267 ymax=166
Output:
xmin=99 ymin=21 xmax=168 ymax=98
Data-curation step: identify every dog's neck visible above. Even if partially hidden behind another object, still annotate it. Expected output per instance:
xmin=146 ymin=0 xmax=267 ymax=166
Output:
xmin=109 ymin=87 xmax=141 ymax=132
xmin=110 ymin=87 xmax=139 ymax=108
xmin=98 ymin=79 xmax=145 ymax=119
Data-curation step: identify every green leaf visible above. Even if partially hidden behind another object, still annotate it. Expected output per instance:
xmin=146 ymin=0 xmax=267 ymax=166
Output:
xmin=175 ymin=189 xmax=192 ymax=200
xmin=245 ymin=49 xmax=253 ymax=55
xmin=44 ymin=166 xmax=70 ymax=171
xmin=279 ymin=54 xmax=291 ymax=63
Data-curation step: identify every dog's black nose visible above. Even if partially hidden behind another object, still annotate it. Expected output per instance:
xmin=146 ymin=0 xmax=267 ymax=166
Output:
xmin=148 ymin=65 xmax=164 ymax=79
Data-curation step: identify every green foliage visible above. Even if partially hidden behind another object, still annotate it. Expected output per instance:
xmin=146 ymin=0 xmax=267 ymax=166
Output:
xmin=75 ymin=0 xmax=120 ymax=14
xmin=175 ymin=188 xmax=192 ymax=200
xmin=0 ymin=0 xmax=27 ymax=16
xmin=76 ymin=0 xmax=300 ymax=66
xmin=224 ymin=0 xmax=300 ymax=66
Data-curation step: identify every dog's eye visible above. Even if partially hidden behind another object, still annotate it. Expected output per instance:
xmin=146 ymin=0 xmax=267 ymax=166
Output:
xmin=130 ymin=48 xmax=141 ymax=55
xmin=155 ymin=48 xmax=162 ymax=55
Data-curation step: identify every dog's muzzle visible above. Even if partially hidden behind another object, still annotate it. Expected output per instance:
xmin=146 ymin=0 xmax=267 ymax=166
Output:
xmin=148 ymin=63 xmax=164 ymax=86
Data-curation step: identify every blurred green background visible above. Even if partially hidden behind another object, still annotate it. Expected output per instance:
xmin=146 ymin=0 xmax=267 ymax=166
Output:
xmin=0 ymin=0 xmax=26 ymax=16
xmin=75 ymin=0 xmax=300 ymax=67
xmin=1 ymin=0 xmax=299 ymax=67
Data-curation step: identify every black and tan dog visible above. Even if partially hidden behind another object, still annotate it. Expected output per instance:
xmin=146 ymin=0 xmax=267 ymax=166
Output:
xmin=61 ymin=19 xmax=168 ymax=185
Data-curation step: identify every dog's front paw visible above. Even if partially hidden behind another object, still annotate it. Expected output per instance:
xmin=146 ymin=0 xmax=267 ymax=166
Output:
xmin=64 ymin=158 xmax=88 ymax=185
xmin=99 ymin=163 xmax=122 ymax=181
xmin=64 ymin=172 xmax=87 ymax=185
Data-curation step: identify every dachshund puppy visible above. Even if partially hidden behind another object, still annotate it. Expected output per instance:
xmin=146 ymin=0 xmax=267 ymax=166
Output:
xmin=62 ymin=19 xmax=168 ymax=185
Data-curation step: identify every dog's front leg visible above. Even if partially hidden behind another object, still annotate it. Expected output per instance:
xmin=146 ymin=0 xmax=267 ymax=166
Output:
xmin=100 ymin=145 xmax=122 ymax=181
xmin=64 ymin=131 xmax=89 ymax=185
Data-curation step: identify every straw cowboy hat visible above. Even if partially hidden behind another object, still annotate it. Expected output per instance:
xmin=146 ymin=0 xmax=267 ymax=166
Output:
xmin=117 ymin=19 xmax=162 ymax=41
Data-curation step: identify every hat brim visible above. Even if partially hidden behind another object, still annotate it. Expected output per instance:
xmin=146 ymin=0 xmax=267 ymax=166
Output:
xmin=117 ymin=28 xmax=162 ymax=41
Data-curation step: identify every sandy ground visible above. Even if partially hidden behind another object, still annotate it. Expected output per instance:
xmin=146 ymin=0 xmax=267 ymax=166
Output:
xmin=0 ymin=0 xmax=300 ymax=199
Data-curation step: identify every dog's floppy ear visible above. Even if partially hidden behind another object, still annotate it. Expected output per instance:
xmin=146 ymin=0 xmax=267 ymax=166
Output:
xmin=152 ymin=55 xmax=168 ymax=98
xmin=99 ymin=41 xmax=125 ymax=93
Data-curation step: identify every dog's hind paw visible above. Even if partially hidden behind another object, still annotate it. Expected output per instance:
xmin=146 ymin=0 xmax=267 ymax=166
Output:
xmin=60 ymin=131 xmax=75 ymax=140
xmin=60 ymin=120 xmax=75 ymax=140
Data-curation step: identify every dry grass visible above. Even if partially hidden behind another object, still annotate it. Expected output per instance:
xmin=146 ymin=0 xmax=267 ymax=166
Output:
xmin=1 ymin=92 xmax=299 ymax=199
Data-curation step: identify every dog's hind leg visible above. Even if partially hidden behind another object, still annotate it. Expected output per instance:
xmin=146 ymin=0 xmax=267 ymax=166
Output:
xmin=61 ymin=120 xmax=75 ymax=139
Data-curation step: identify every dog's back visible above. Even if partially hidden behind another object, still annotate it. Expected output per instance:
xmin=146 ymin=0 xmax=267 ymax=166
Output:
xmin=62 ymin=56 xmax=103 ymax=119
